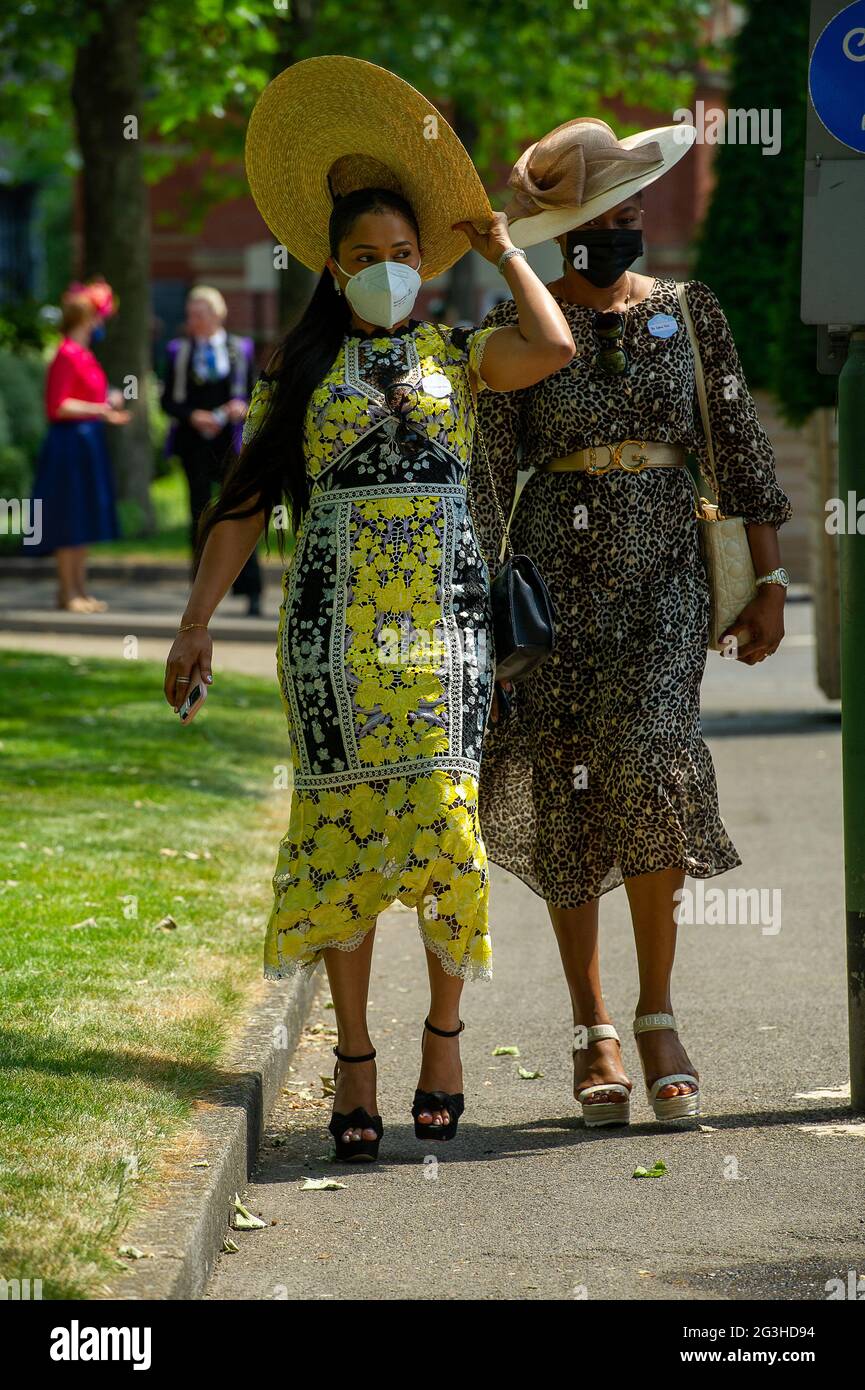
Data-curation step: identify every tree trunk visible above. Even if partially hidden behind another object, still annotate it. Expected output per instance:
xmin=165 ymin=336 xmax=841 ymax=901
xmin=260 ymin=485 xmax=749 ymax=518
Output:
xmin=72 ymin=0 xmax=154 ymax=531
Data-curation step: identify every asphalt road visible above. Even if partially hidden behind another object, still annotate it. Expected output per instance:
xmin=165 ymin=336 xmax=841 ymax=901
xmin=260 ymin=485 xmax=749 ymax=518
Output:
xmin=204 ymin=599 xmax=865 ymax=1302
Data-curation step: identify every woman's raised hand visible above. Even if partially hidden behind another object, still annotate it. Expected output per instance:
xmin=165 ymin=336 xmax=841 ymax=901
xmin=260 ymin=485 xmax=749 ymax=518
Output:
xmin=452 ymin=210 xmax=515 ymax=266
xmin=164 ymin=627 xmax=213 ymax=710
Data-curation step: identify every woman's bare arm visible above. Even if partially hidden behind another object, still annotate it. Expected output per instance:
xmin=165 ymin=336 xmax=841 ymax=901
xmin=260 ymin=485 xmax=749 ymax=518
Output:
xmin=163 ymin=507 xmax=265 ymax=707
xmin=54 ymin=398 xmax=111 ymax=419
xmin=479 ymin=255 xmax=575 ymax=391
xmin=453 ymin=213 xmax=574 ymax=391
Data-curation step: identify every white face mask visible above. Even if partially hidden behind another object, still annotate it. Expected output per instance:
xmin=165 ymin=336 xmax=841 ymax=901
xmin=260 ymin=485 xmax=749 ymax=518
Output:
xmin=334 ymin=257 xmax=422 ymax=332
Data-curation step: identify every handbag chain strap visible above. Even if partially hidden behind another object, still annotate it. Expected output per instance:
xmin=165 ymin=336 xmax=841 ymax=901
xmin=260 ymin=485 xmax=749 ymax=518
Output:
xmin=674 ymin=281 xmax=725 ymax=522
xmin=428 ymin=325 xmax=514 ymax=564
xmin=462 ymin=349 xmax=515 ymax=564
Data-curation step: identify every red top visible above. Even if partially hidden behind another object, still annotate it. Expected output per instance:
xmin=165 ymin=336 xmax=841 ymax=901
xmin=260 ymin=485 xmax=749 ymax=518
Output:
xmin=45 ymin=337 xmax=108 ymax=422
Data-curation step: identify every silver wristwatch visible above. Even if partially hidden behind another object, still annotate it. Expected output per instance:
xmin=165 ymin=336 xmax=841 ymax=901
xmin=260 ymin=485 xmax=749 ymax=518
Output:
xmin=755 ymin=567 xmax=789 ymax=589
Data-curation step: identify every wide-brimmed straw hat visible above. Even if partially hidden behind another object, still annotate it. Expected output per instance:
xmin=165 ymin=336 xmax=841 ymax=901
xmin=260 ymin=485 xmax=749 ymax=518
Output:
xmin=503 ymin=117 xmax=697 ymax=247
xmin=245 ymin=55 xmax=493 ymax=280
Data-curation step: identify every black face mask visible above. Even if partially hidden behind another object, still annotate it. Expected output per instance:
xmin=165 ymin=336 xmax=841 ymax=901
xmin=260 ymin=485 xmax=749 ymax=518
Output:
xmin=565 ymin=227 xmax=644 ymax=288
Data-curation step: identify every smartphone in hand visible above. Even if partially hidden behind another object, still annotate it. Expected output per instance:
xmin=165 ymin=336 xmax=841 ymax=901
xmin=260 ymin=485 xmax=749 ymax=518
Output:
xmin=178 ymin=667 xmax=208 ymax=724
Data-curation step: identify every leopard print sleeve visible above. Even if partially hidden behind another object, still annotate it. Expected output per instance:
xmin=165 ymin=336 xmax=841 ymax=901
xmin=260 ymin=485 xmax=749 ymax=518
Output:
xmin=471 ymin=297 xmax=526 ymax=574
xmin=685 ymin=280 xmax=792 ymax=529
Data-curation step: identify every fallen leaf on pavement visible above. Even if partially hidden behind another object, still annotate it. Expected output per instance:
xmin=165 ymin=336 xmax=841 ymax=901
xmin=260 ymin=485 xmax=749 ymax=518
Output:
xmin=517 ymin=1066 xmax=542 ymax=1079
xmin=118 ymin=1245 xmax=148 ymax=1260
xmin=492 ymin=1045 xmax=520 ymax=1056
xmin=223 ymin=1237 xmax=240 ymax=1254
xmin=233 ymin=1194 xmax=267 ymax=1229
xmin=301 ymin=1177 xmax=347 ymax=1191
xmin=633 ymin=1160 xmax=667 ymax=1178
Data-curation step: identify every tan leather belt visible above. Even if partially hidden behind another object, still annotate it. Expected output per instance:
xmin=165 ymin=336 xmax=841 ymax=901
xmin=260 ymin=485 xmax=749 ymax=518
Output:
xmin=542 ymin=441 xmax=687 ymax=477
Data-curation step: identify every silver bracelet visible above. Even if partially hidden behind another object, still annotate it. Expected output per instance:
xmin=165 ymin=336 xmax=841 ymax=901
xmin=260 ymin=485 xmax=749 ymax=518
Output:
xmin=497 ymin=247 xmax=527 ymax=276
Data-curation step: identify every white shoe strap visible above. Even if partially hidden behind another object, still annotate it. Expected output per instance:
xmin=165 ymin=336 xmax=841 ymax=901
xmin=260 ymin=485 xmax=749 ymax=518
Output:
xmin=573 ymin=1023 xmax=620 ymax=1051
xmin=633 ymin=1012 xmax=677 ymax=1036
xmin=578 ymin=1083 xmax=630 ymax=1102
xmin=648 ymin=1073 xmax=698 ymax=1101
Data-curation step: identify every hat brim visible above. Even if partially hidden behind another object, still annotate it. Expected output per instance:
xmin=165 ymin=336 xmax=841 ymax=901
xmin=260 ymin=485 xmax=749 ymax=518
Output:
xmin=506 ymin=124 xmax=697 ymax=249
xmin=245 ymin=56 xmax=494 ymax=280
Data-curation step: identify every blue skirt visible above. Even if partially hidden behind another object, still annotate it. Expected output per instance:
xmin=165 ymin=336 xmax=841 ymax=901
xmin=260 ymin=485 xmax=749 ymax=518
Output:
xmin=26 ymin=419 xmax=120 ymax=554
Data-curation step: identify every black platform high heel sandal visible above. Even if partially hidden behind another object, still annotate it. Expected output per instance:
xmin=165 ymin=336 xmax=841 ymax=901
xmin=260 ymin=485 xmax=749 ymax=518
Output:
xmin=328 ymin=1047 xmax=383 ymax=1163
xmin=411 ymin=1018 xmax=465 ymax=1142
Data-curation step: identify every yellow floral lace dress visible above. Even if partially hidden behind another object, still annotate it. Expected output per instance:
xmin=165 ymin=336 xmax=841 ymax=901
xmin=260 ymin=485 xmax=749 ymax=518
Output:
xmin=244 ymin=319 xmax=498 ymax=981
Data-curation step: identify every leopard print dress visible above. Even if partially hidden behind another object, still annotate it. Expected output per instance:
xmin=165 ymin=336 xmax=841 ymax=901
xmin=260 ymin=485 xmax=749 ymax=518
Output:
xmin=471 ymin=277 xmax=792 ymax=908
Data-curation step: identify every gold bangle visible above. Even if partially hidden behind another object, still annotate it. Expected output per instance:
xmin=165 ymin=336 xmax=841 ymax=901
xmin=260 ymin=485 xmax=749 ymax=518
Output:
xmin=179 ymin=622 xmax=209 ymax=633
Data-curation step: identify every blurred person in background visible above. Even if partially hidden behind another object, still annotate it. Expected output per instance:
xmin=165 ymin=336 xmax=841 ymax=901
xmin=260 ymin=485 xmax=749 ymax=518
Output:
xmin=162 ymin=286 xmax=262 ymax=614
xmin=27 ymin=277 xmax=128 ymax=612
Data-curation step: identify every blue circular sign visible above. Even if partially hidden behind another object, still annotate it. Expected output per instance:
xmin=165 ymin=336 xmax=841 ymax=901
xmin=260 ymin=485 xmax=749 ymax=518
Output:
xmin=809 ymin=0 xmax=865 ymax=153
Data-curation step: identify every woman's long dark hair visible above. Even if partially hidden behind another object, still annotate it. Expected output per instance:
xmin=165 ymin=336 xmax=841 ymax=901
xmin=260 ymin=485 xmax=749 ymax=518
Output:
xmin=195 ymin=186 xmax=420 ymax=565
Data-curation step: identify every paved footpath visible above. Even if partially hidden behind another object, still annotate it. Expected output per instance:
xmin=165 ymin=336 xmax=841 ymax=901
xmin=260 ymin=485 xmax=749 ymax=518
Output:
xmin=201 ymin=599 xmax=865 ymax=1302
xmin=3 ymin=583 xmax=861 ymax=1300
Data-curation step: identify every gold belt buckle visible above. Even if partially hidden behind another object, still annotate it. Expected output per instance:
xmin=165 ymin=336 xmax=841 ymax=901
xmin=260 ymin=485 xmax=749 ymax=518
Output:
xmin=586 ymin=441 xmax=650 ymax=475
xmin=586 ymin=444 xmax=615 ymax=476
xmin=617 ymin=439 xmax=651 ymax=473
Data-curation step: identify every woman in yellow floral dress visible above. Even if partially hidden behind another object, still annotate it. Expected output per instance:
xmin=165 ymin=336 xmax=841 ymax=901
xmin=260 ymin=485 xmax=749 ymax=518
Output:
xmin=163 ymin=57 xmax=574 ymax=1161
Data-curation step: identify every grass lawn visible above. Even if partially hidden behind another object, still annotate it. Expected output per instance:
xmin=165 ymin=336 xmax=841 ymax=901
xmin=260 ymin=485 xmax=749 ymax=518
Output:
xmin=0 ymin=649 xmax=295 ymax=1298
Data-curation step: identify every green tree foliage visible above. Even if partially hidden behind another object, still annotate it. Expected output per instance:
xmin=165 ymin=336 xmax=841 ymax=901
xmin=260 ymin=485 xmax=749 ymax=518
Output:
xmin=301 ymin=0 xmax=711 ymax=179
xmin=0 ymin=2 xmax=284 ymax=227
xmin=0 ymin=1 xmax=291 ymax=522
xmin=694 ymin=0 xmax=834 ymax=424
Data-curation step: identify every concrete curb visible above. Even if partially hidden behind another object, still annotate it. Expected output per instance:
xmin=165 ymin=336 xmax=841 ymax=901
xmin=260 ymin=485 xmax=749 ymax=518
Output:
xmin=0 ymin=609 xmax=277 ymax=642
xmin=104 ymin=966 xmax=321 ymax=1301
xmin=0 ymin=557 xmax=284 ymax=583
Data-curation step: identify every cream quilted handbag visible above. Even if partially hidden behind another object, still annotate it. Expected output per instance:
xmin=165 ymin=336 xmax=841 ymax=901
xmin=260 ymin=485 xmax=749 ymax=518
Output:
xmin=675 ymin=282 xmax=757 ymax=650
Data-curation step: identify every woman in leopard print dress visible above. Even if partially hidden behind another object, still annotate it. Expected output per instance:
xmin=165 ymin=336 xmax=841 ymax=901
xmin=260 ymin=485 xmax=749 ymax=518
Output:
xmin=472 ymin=118 xmax=792 ymax=1124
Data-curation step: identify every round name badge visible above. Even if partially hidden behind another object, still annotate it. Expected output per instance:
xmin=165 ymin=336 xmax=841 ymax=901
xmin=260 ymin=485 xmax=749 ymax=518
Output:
xmin=646 ymin=313 xmax=679 ymax=339
xmin=421 ymin=372 xmax=453 ymax=398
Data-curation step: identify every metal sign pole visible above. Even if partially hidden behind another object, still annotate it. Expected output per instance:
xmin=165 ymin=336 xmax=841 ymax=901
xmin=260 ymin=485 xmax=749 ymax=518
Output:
xmin=802 ymin=0 xmax=865 ymax=1110
xmin=838 ymin=330 xmax=865 ymax=1110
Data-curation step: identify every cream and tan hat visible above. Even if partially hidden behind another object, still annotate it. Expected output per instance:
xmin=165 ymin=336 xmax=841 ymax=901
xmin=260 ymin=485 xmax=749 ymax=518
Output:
xmin=504 ymin=117 xmax=697 ymax=247
xmin=244 ymin=55 xmax=493 ymax=280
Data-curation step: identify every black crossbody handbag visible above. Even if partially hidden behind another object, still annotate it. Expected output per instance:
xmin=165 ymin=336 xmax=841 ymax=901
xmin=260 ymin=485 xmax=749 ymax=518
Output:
xmin=465 ymin=368 xmax=557 ymax=682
